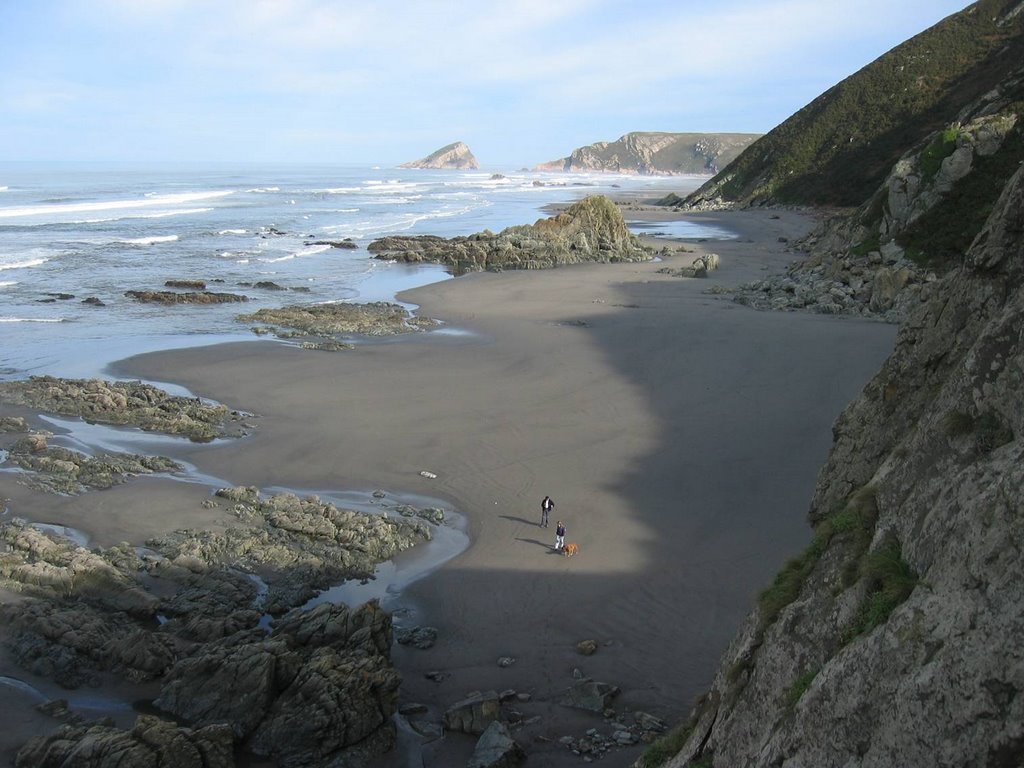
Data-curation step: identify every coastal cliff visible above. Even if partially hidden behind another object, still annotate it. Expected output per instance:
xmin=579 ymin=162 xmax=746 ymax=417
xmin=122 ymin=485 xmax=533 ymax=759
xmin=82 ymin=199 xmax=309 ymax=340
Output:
xmin=645 ymin=2 xmax=1024 ymax=766
xmin=536 ymin=132 xmax=758 ymax=175
xmin=399 ymin=141 xmax=479 ymax=170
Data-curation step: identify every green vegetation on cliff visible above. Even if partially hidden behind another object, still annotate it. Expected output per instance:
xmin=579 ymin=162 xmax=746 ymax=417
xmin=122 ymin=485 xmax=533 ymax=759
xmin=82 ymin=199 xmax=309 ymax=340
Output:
xmin=686 ymin=0 xmax=1024 ymax=207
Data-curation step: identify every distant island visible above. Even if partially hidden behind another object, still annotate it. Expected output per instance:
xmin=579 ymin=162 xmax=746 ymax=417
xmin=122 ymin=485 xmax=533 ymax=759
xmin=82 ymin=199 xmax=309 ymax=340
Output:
xmin=399 ymin=141 xmax=479 ymax=170
xmin=535 ymin=131 xmax=760 ymax=175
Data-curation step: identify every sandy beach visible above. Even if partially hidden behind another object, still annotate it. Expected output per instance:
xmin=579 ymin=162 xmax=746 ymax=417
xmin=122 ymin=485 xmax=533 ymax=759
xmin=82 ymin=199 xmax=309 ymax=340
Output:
xmin=0 ymin=204 xmax=898 ymax=767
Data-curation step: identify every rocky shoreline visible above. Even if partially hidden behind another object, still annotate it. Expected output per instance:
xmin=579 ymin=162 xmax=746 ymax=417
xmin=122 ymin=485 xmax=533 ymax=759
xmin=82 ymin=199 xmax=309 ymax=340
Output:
xmin=368 ymin=194 xmax=649 ymax=274
xmin=0 ymin=376 xmax=465 ymax=767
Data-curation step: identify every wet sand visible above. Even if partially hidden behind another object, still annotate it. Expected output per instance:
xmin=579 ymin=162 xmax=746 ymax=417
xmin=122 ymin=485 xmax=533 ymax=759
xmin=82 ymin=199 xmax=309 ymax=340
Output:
xmin=0 ymin=205 xmax=898 ymax=766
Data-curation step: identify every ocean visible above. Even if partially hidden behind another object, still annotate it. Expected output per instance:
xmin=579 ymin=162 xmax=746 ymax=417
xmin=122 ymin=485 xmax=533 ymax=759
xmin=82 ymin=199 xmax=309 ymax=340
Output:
xmin=0 ymin=162 xmax=719 ymax=380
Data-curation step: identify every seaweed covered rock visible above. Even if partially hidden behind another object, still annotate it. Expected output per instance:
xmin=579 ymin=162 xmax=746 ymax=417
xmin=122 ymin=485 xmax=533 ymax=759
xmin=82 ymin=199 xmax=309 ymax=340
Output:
xmin=0 ymin=376 xmax=245 ymax=442
xmin=238 ymin=300 xmax=436 ymax=341
xmin=368 ymin=195 xmax=649 ymax=274
xmin=125 ymin=290 xmax=248 ymax=304
xmin=8 ymin=435 xmax=182 ymax=494
xmin=149 ymin=488 xmax=432 ymax=612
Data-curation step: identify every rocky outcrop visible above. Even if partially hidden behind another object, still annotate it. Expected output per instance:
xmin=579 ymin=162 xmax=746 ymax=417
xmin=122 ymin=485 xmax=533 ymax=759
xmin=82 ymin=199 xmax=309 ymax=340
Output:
xmin=15 ymin=715 xmax=235 ymax=768
xmin=238 ymin=301 xmax=436 ymax=341
xmin=400 ymin=141 xmax=479 ymax=170
xmin=0 ymin=376 xmax=247 ymax=442
xmin=125 ymin=290 xmax=249 ymax=304
xmin=156 ymin=601 xmax=399 ymax=767
xmin=535 ymin=132 xmax=759 ymax=175
xmin=369 ymin=195 xmax=649 ymax=274
xmin=7 ymin=433 xmax=182 ymax=494
xmin=652 ymin=166 xmax=1024 ymax=768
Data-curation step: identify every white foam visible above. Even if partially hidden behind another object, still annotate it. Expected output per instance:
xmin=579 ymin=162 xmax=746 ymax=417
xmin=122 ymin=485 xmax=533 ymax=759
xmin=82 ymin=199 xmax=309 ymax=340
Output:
xmin=0 ymin=186 xmax=8 ymax=192
xmin=0 ymin=280 xmax=16 ymax=287
xmin=0 ymin=190 xmax=233 ymax=220
xmin=0 ymin=317 xmax=65 ymax=323
xmin=259 ymin=243 xmax=331 ymax=263
xmin=219 ymin=228 xmax=247 ymax=235
xmin=324 ymin=187 xmax=361 ymax=194
xmin=72 ymin=207 xmax=214 ymax=224
xmin=119 ymin=235 xmax=179 ymax=245
xmin=0 ymin=257 xmax=47 ymax=271
xmin=246 ymin=187 xmax=280 ymax=193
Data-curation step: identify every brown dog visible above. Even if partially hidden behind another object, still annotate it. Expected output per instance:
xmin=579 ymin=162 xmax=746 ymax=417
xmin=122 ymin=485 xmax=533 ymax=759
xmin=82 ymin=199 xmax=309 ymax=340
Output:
xmin=563 ymin=542 xmax=579 ymax=558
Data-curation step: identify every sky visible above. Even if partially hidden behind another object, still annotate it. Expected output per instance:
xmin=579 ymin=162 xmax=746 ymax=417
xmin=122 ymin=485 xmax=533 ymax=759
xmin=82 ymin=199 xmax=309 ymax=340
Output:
xmin=0 ymin=0 xmax=973 ymax=167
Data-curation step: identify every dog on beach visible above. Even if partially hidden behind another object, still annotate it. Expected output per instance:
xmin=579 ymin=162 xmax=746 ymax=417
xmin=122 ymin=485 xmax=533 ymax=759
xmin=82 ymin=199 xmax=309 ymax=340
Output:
xmin=563 ymin=542 xmax=579 ymax=558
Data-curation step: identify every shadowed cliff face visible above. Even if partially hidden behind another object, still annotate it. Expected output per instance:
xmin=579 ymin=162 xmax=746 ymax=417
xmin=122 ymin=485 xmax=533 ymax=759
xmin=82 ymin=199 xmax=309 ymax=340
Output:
xmin=657 ymin=166 xmax=1024 ymax=768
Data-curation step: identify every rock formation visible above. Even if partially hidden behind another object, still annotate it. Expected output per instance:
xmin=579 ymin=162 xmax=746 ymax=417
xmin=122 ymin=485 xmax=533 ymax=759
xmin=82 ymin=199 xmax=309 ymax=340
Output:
xmin=0 ymin=376 xmax=248 ymax=442
xmin=238 ymin=301 xmax=436 ymax=341
xmin=535 ymin=132 xmax=759 ymax=175
xmin=15 ymin=715 xmax=235 ymax=768
xmin=368 ymin=194 xmax=649 ymax=274
xmin=125 ymin=290 xmax=249 ymax=304
xmin=399 ymin=141 xmax=479 ymax=170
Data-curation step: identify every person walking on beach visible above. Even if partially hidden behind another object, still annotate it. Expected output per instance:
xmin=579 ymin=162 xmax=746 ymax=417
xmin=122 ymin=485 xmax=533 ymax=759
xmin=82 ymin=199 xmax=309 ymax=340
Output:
xmin=540 ymin=495 xmax=554 ymax=528
xmin=555 ymin=521 xmax=566 ymax=551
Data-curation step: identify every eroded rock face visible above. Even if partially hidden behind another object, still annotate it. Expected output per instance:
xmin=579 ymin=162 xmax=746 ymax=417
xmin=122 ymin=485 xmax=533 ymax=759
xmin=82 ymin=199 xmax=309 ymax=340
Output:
xmin=15 ymin=715 xmax=235 ymax=768
xmin=468 ymin=721 xmax=525 ymax=768
xmin=535 ymin=132 xmax=759 ymax=175
xmin=399 ymin=141 xmax=479 ymax=170
xmin=368 ymin=195 xmax=649 ymax=274
xmin=0 ymin=376 xmax=245 ymax=442
xmin=659 ymin=167 xmax=1024 ymax=768
xmin=443 ymin=691 xmax=501 ymax=734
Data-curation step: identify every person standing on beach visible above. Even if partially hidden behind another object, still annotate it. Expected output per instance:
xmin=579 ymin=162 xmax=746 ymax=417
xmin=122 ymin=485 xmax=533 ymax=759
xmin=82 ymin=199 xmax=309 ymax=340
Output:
xmin=540 ymin=495 xmax=554 ymax=528
xmin=555 ymin=521 xmax=565 ymax=551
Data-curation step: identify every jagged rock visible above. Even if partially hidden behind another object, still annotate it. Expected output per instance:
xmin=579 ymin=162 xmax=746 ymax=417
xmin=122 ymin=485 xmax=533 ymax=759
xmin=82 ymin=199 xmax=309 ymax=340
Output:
xmin=0 ymin=376 xmax=242 ymax=442
xmin=559 ymin=680 xmax=619 ymax=712
xmin=14 ymin=715 xmax=235 ymax=768
xmin=81 ymin=296 xmax=105 ymax=306
xmin=368 ymin=195 xmax=649 ymax=275
xmin=157 ymin=601 xmax=399 ymax=766
xmin=443 ymin=691 xmax=500 ymax=734
xmin=395 ymin=625 xmax=438 ymax=649
xmin=0 ymin=521 xmax=157 ymax=616
xmin=400 ymin=141 xmax=479 ymax=170
xmin=253 ymin=281 xmax=286 ymax=290
xmin=468 ymin=721 xmax=525 ymax=768
xmin=125 ymin=290 xmax=248 ymax=304
xmin=238 ymin=301 xmax=436 ymax=340
xmin=1 ymin=599 xmax=173 ymax=688
xmin=149 ymin=489 xmax=430 ymax=613
xmin=165 ymin=279 xmax=207 ymax=289
xmin=8 ymin=441 xmax=182 ymax=494
xmin=396 ymin=504 xmax=445 ymax=523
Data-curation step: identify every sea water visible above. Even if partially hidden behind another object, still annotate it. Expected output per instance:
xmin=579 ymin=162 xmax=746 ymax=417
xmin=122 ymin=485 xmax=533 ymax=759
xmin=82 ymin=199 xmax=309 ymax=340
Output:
xmin=0 ymin=162 xmax=709 ymax=378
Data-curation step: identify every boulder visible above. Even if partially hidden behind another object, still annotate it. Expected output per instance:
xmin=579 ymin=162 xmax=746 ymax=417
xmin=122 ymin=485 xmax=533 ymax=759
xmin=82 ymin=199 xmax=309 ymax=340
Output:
xmin=443 ymin=691 xmax=501 ymax=734
xmin=395 ymin=625 xmax=438 ymax=649
xmin=468 ymin=721 xmax=525 ymax=768
xmin=559 ymin=680 xmax=619 ymax=712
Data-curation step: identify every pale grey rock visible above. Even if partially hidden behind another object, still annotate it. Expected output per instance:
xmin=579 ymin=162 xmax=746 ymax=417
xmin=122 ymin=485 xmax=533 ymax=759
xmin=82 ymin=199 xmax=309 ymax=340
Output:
xmin=400 ymin=141 xmax=479 ymax=170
